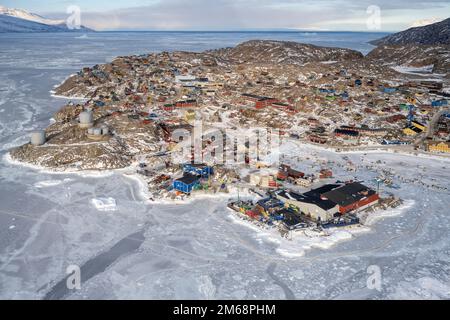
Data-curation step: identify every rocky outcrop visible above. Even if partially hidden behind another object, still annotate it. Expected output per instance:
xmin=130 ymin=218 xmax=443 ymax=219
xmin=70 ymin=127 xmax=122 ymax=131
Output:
xmin=370 ymin=18 xmax=450 ymax=46
xmin=367 ymin=44 xmax=450 ymax=77
xmin=211 ymin=40 xmax=364 ymax=65
xmin=53 ymin=104 xmax=84 ymax=123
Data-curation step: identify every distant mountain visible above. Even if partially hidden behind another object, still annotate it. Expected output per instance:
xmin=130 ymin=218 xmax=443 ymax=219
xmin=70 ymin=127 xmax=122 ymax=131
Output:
xmin=371 ymin=18 xmax=450 ymax=46
xmin=211 ymin=40 xmax=364 ymax=65
xmin=0 ymin=6 xmax=93 ymax=33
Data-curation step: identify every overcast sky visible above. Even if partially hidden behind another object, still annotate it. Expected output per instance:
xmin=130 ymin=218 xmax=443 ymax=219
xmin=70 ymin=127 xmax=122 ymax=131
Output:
xmin=1 ymin=0 xmax=450 ymax=31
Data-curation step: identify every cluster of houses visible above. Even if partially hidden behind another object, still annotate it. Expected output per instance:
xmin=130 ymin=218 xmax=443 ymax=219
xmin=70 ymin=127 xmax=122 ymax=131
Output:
xmin=168 ymin=160 xmax=382 ymax=231
xmin=228 ymin=180 xmax=379 ymax=231
xmin=241 ymin=94 xmax=296 ymax=113
xmin=72 ymin=49 xmax=450 ymax=156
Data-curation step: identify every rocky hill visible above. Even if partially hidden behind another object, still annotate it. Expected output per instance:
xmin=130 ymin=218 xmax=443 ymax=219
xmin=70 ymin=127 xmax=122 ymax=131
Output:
xmin=210 ymin=40 xmax=364 ymax=65
xmin=370 ymin=18 xmax=450 ymax=46
xmin=367 ymin=45 xmax=450 ymax=78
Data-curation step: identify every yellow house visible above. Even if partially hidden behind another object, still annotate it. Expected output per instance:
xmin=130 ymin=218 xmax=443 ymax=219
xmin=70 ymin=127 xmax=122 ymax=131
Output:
xmin=403 ymin=126 xmax=422 ymax=136
xmin=407 ymin=97 xmax=417 ymax=104
xmin=428 ymin=142 xmax=450 ymax=153
xmin=184 ymin=109 xmax=196 ymax=122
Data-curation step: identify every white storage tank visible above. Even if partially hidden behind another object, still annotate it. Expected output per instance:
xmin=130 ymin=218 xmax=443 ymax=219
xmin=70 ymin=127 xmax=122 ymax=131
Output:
xmin=79 ymin=111 xmax=94 ymax=128
xmin=249 ymin=173 xmax=261 ymax=186
xmin=101 ymin=127 xmax=110 ymax=135
xmin=93 ymin=128 xmax=102 ymax=136
xmin=260 ymin=176 xmax=270 ymax=188
xmin=30 ymin=130 xmax=46 ymax=146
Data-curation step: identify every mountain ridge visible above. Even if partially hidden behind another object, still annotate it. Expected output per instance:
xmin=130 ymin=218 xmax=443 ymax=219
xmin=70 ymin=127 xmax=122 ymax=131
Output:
xmin=210 ymin=40 xmax=364 ymax=65
xmin=0 ymin=5 xmax=93 ymax=33
xmin=370 ymin=18 xmax=450 ymax=46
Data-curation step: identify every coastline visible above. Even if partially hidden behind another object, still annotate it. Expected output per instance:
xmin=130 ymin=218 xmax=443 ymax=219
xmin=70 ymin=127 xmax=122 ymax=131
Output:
xmin=49 ymin=73 xmax=88 ymax=100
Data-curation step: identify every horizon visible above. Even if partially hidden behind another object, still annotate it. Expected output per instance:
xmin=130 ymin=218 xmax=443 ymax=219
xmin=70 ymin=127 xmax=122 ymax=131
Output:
xmin=1 ymin=1 xmax=449 ymax=32
xmin=75 ymin=29 xmax=393 ymax=34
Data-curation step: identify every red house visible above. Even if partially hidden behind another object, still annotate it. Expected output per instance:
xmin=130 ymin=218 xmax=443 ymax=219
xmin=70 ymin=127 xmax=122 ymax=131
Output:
xmin=242 ymin=94 xmax=278 ymax=109
xmin=175 ymin=100 xmax=197 ymax=108
xmin=279 ymin=164 xmax=305 ymax=179
xmin=271 ymin=102 xmax=295 ymax=113
xmin=319 ymin=169 xmax=333 ymax=179
xmin=308 ymin=135 xmax=327 ymax=144
xmin=321 ymin=182 xmax=380 ymax=214
xmin=255 ymin=97 xmax=278 ymax=109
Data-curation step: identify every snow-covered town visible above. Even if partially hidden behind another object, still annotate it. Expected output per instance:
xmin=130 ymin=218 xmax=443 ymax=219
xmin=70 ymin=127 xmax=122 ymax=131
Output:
xmin=1 ymin=3 xmax=450 ymax=302
xmin=6 ymin=37 xmax=450 ymax=246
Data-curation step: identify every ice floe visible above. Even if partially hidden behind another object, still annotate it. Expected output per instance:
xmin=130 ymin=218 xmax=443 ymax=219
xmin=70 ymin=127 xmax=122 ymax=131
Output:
xmin=91 ymin=197 xmax=117 ymax=212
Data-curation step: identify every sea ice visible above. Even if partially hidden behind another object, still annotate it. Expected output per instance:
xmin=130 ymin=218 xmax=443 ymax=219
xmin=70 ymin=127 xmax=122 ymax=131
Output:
xmin=34 ymin=180 xmax=63 ymax=188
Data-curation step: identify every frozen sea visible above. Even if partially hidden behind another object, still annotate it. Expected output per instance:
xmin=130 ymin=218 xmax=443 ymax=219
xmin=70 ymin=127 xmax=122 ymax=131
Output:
xmin=0 ymin=32 xmax=450 ymax=300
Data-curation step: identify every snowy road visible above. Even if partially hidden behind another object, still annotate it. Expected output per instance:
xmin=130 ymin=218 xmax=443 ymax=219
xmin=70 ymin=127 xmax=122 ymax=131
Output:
xmin=0 ymin=32 xmax=449 ymax=300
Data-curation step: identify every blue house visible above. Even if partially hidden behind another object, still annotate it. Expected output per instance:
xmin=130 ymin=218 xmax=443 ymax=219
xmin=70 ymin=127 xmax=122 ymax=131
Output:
xmin=355 ymin=79 xmax=362 ymax=87
xmin=94 ymin=100 xmax=106 ymax=107
xmin=183 ymin=164 xmax=213 ymax=177
xmin=173 ymin=175 xmax=200 ymax=194
xmin=382 ymin=87 xmax=397 ymax=94
xmin=319 ymin=88 xmax=335 ymax=94
xmin=432 ymin=100 xmax=448 ymax=107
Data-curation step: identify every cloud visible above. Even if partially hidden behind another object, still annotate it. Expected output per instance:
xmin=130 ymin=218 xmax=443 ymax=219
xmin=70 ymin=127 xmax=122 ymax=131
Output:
xmin=410 ymin=18 xmax=442 ymax=27
xmin=43 ymin=0 xmax=450 ymax=31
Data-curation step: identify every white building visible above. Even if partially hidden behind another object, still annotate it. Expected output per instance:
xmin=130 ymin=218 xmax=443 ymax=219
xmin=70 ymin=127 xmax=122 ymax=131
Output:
xmin=276 ymin=190 xmax=339 ymax=222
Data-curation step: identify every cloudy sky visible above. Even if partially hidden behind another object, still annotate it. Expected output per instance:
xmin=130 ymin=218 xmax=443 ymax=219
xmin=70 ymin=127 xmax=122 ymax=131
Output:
xmin=2 ymin=0 xmax=450 ymax=31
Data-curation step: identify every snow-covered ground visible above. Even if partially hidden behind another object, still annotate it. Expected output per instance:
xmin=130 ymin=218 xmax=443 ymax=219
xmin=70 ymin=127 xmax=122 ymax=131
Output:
xmin=392 ymin=64 xmax=446 ymax=79
xmin=0 ymin=32 xmax=449 ymax=300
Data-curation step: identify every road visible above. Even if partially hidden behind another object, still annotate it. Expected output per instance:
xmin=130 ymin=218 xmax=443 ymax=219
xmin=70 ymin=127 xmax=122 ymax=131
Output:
xmin=427 ymin=109 xmax=450 ymax=139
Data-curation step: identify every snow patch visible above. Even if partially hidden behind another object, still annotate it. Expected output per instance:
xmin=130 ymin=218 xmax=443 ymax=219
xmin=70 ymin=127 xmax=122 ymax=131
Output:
xmin=363 ymin=200 xmax=415 ymax=226
xmin=91 ymin=197 xmax=117 ymax=212
xmin=34 ymin=180 xmax=63 ymax=188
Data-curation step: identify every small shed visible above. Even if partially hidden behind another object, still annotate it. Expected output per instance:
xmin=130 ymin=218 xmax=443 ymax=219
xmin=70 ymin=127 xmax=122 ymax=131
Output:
xmin=183 ymin=164 xmax=214 ymax=177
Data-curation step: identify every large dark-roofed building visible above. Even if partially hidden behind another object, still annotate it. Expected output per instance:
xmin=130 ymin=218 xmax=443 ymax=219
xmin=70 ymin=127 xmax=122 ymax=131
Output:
xmin=276 ymin=182 xmax=380 ymax=222
xmin=322 ymin=182 xmax=380 ymax=214
xmin=304 ymin=184 xmax=340 ymax=198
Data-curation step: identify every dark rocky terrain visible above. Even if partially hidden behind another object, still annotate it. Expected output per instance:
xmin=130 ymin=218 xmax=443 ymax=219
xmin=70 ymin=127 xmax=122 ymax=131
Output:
xmin=367 ymin=44 xmax=450 ymax=77
xmin=371 ymin=18 xmax=450 ymax=46
xmin=367 ymin=18 xmax=450 ymax=78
